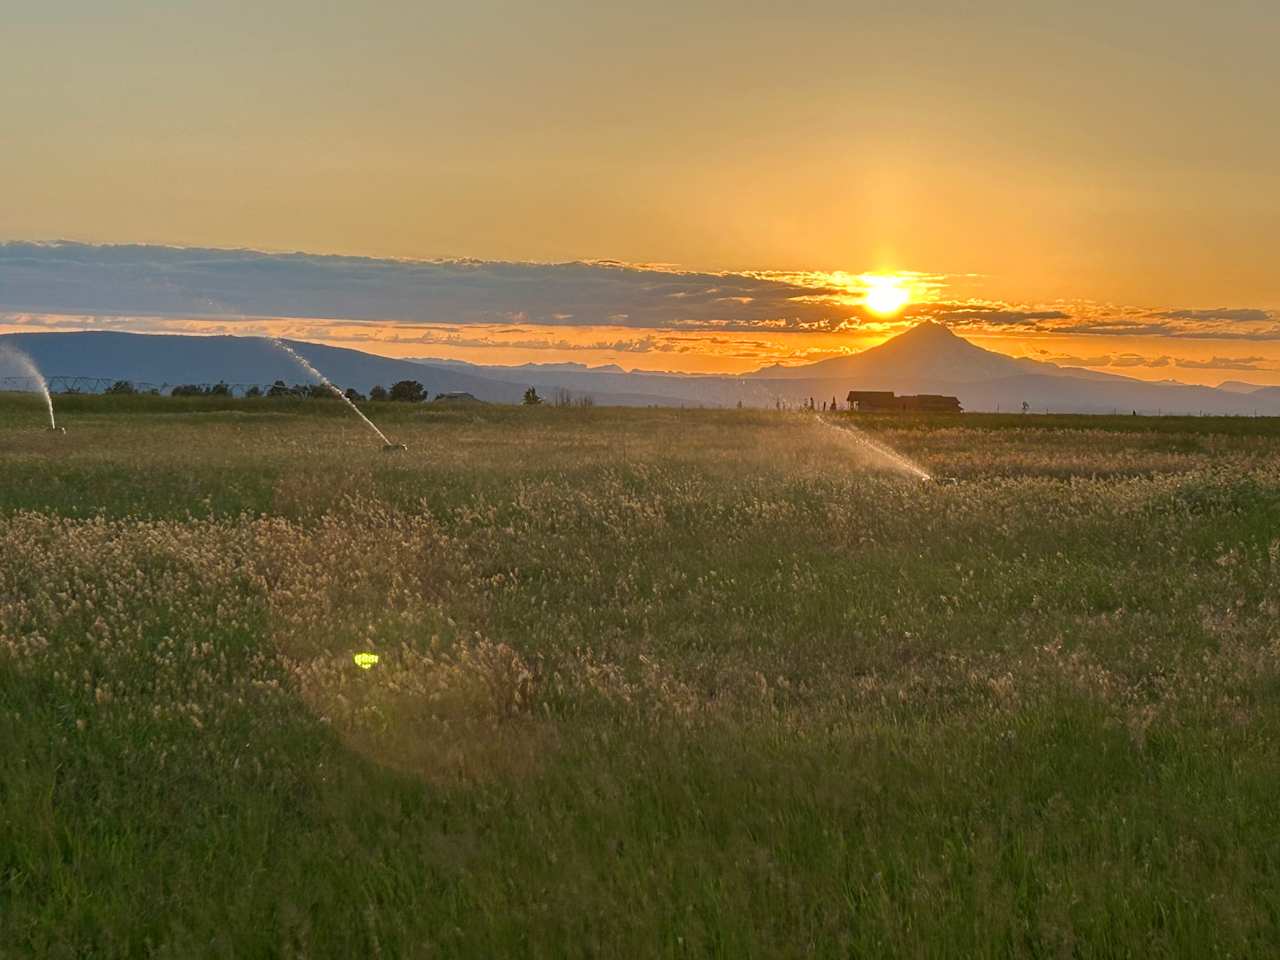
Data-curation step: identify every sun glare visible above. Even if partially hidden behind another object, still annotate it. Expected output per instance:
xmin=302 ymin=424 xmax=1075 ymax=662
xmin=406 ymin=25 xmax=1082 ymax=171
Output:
xmin=862 ymin=275 xmax=911 ymax=316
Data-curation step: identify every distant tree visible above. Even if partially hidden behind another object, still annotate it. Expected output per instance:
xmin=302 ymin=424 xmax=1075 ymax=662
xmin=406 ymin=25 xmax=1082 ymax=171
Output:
xmin=522 ymin=386 xmax=542 ymax=405
xmin=305 ymin=383 xmax=333 ymax=400
xmin=344 ymin=387 xmax=366 ymax=402
xmin=831 ymin=395 xmax=837 ymax=411
xmin=267 ymin=380 xmax=291 ymax=398
xmin=552 ymin=387 xmax=574 ymax=408
xmin=574 ymin=394 xmax=595 ymax=409
xmin=1021 ymin=400 xmax=1030 ymax=414
xmin=171 ymin=384 xmax=209 ymax=397
xmin=369 ymin=384 xmax=389 ymax=401
xmin=245 ymin=385 xmax=262 ymax=398
xmin=389 ymin=380 xmax=427 ymax=403
xmin=736 ymin=400 xmax=743 ymax=409
xmin=209 ymin=381 xmax=231 ymax=396
xmin=105 ymin=380 xmax=135 ymax=395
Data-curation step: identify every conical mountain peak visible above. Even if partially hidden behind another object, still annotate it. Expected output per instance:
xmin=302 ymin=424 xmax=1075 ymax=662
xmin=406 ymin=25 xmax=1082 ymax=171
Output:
xmin=749 ymin=320 xmax=1032 ymax=382
xmin=893 ymin=320 xmax=958 ymax=340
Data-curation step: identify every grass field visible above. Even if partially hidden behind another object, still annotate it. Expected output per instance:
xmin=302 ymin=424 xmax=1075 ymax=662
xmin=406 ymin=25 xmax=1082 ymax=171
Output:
xmin=3 ymin=394 xmax=1280 ymax=957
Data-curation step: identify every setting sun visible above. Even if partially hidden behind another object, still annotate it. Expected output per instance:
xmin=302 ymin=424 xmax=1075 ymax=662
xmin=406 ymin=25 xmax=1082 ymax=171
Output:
xmin=863 ymin=275 xmax=911 ymax=316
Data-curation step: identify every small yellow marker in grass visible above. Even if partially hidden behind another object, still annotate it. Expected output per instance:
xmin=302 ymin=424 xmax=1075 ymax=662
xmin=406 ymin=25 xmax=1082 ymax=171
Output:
xmin=353 ymin=652 xmax=380 ymax=670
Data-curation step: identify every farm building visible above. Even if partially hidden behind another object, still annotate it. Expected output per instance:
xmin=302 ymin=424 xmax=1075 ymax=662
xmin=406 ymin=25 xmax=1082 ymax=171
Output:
xmin=846 ymin=390 xmax=962 ymax=413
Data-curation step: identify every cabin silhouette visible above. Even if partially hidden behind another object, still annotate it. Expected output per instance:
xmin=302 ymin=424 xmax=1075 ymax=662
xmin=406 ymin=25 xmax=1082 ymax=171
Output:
xmin=847 ymin=390 xmax=962 ymax=413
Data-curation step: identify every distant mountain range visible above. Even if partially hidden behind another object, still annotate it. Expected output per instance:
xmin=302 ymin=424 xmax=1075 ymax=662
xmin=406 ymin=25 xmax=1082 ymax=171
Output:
xmin=2 ymin=325 xmax=1277 ymax=415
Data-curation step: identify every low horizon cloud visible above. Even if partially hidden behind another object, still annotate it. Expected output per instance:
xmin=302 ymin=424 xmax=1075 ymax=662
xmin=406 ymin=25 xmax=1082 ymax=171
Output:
xmin=3 ymin=242 xmax=1279 ymax=380
xmin=1036 ymin=349 xmax=1271 ymax=373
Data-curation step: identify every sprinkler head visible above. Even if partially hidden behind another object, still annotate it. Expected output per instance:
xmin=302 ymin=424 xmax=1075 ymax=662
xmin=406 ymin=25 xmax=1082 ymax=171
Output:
xmin=382 ymin=442 xmax=407 ymax=453
xmin=930 ymin=476 xmax=958 ymax=485
xmin=46 ymin=426 xmax=66 ymax=434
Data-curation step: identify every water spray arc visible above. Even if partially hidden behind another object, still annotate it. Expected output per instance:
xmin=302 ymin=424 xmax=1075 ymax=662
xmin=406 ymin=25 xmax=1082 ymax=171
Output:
xmin=270 ymin=339 xmax=404 ymax=450
xmin=817 ymin=415 xmax=932 ymax=481
xmin=0 ymin=346 xmax=62 ymax=432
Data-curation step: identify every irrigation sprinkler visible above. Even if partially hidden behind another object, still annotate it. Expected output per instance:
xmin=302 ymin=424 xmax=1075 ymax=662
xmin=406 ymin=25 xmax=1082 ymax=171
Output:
xmin=271 ymin=339 xmax=400 ymax=450
xmin=0 ymin=347 xmax=58 ymax=431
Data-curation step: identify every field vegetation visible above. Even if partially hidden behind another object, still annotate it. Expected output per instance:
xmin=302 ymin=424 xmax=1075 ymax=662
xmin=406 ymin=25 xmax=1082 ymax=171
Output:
xmin=3 ymin=393 xmax=1280 ymax=957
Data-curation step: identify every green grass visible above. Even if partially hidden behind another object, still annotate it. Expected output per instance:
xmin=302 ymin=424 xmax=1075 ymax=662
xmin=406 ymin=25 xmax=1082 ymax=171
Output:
xmin=3 ymin=394 xmax=1280 ymax=957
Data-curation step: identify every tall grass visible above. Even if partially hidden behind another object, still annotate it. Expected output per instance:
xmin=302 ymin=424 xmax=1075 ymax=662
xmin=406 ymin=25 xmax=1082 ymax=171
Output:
xmin=2 ymin=396 xmax=1280 ymax=956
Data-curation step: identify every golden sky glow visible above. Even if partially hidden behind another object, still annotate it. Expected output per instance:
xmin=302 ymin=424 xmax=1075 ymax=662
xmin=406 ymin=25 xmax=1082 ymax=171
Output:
xmin=2 ymin=4 xmax=1278 ymax=382
xmin=3 ymin=3 xmax=1279 ymax=309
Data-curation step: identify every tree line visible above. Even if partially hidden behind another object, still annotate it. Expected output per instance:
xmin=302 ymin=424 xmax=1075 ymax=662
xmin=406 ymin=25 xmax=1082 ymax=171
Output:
xmin=96 ymin=381 xmax=594 ymax=406
xmin=101 ymin=379 xmax=433 ymax=401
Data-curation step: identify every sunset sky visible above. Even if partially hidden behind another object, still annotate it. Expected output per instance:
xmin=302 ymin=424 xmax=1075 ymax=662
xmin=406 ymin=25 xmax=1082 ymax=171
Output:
xmin=3 ymin=2 xmax=1278 ymax=383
